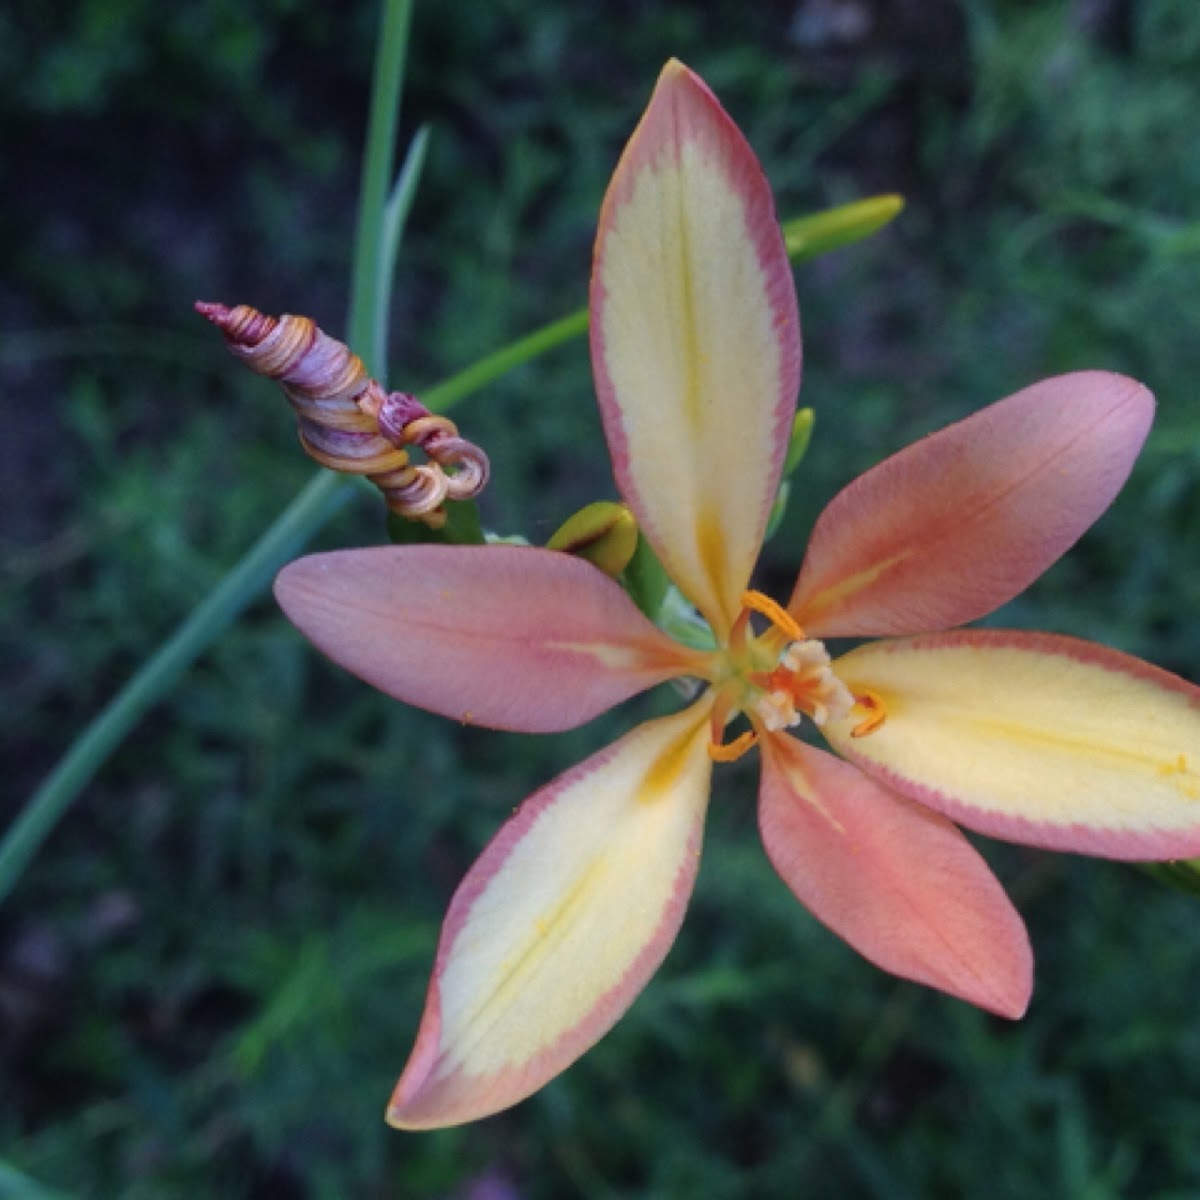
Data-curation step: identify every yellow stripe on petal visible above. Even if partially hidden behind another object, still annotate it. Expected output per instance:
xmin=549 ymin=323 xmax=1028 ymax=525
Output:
xmin=825 ymin=631 xmax=1200 ymax=860
xmin=387 ymin=700 xmax=714 ymax=1129
xmin=591 ymin=60 xmax=801 ymax=639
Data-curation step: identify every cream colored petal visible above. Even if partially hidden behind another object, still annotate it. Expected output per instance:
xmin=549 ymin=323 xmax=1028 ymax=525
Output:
xmin=387 ymin=700 xmax=714 ymax=1129
xmin=591 ymin=60 xmax=800 ymax=639
xmin=826 ymin=631 xmax=1200 ymax=859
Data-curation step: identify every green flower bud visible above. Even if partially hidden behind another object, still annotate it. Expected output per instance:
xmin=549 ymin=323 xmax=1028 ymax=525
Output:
xmin=782 ymin=194 xmax=904 ymax=262
xmin=783 ymin=408 xmax=815 ymax=478
xmin=547 ymin=501 xmax=639 ymax=578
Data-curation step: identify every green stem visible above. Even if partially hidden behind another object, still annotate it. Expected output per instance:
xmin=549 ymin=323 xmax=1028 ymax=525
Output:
xmin=422 ymin=309 xmax=589 ymax=410
xmin=379 ymin=124 xmax=431 ymax=341
xmin=0 ymin=473 xmax=351 ymax=905
xmin=348 ymin=0 xmax=413 ymax=374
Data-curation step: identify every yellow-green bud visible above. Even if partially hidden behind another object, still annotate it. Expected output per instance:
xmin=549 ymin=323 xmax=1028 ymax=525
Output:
xmin=547 ymin=501 xmax=639 ymax=578
xmin=784 ymin=408 xmax=815 ymax=477
xmin=782 ymin=194 xmax=904 ymax=262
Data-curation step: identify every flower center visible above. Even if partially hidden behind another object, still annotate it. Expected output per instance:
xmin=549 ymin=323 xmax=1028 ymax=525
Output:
xmin=707 ymin=590 xmax=856 ymax=762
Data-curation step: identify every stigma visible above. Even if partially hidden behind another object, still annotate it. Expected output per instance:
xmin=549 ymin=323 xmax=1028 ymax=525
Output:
xmin=752 ymin=639 xmax=855 ymax=732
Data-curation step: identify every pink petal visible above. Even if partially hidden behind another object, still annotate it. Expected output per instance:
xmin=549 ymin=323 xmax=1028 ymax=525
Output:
xmin=759 ymin=734 xmax=1032 ymax=1018
xmin=789 ymin=372 xmax=1154 ymax=636
xmin=387 ymin=702 xmax=714 ymax=1128
xmin=591 ymin=59 xmax=801 ymax=640
xmin=274 ymin=544 xmax=706 ymax=733
xmin=826 ymin=630 xmax=1200 ymax=859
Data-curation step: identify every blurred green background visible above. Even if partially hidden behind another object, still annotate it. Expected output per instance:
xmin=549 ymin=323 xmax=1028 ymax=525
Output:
xmin=3 ymin=1 xmax=1200 ymax=1197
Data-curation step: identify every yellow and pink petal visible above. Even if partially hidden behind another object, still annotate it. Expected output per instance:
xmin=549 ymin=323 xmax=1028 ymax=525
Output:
xmin=789 ymin=372 xmax=1154 ymax=637
xmin=274 ymin=544 xmax=707 ymax=733
xmin=759 ymin=735 xmax=1032 ymax=1017
xmin=386 ymin=701 xmax=714 ymax=1129
xmin=590 ymin=59 xmax=801 ymax=640
xmin=825 ymin=630 xmax=1200 ymax=859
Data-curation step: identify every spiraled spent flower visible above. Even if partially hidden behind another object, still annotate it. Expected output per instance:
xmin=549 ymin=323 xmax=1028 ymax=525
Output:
xmin=196 ymin=302 xmax=489 ymax=527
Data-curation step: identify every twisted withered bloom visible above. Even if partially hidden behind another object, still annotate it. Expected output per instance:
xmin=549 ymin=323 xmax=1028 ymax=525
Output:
xmin=275 ymin=61 xmax=1200 ymax=1128
xmin=196 ymin=303 xmax=489 ymax=527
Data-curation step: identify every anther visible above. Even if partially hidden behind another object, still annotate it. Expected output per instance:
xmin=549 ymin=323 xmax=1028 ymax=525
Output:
xmin=708 ymin=730 xmax=759 ymax=763
xmin=850 ymin=690 xmax=888 ymax=738
xmin=740 ymin=590 xmax=805 ymax=641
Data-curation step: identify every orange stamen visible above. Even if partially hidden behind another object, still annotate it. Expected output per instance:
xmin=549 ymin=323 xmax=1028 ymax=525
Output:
xmin=708 ymin=730 xmax=759 ymax=763
xmin=850 ymin=690 xmax=888 ymax=738
xmin=740 ymin=590 xmax=805 ymax=641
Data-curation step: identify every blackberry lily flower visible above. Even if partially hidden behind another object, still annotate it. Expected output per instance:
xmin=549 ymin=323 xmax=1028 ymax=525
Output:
xmin=275 ymin=61 xmax=1200 ymax=1129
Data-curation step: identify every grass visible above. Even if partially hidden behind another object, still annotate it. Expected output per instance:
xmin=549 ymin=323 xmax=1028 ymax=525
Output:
xmin=3 ymin=1 xmax=1200 ymax=1197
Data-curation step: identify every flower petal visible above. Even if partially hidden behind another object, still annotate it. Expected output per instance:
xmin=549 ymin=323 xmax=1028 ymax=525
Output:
xmin=760 ymin=735 xmax=1031 ymax=1017
xmin=387 ymin=701 xmax=714 ymax=1128
xmin=826 ymin=630 xmax=1200 ymax=859
xmin=591 ymin=59 xmax=801 ymax=639
xmin=275 ymin=544 xmax=705 ymax=733
xmin=789 ymin=372 xmax=1154 ymax=636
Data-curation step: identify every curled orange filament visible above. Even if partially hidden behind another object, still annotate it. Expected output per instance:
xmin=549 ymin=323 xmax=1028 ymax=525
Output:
xmin=706 ymin=687 xmax=760 ymax=763
xmin=708 ymin=729 xmax=758 ymax=763
xmin=739 ymin=590 xmax=805 ymax=642
xmin=196 ymin=302 xmax=489 ymax=528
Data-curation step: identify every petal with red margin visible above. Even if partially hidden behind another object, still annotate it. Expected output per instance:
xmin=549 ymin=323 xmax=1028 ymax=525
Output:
xmin=591 ymin=59 xmax=800 ymax=640
xmin=789 ymin=372 xmax=1154 ymax=637
xmin=826 ymin=630 xmax=1200 ymax=859
xmin=275 ymin=544 xmax=706 ymax=733
xmin=759 ymin=734 xmax=1032 ymax=1018
xmin=387 ymin=701 xmax=713 ymax=1129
